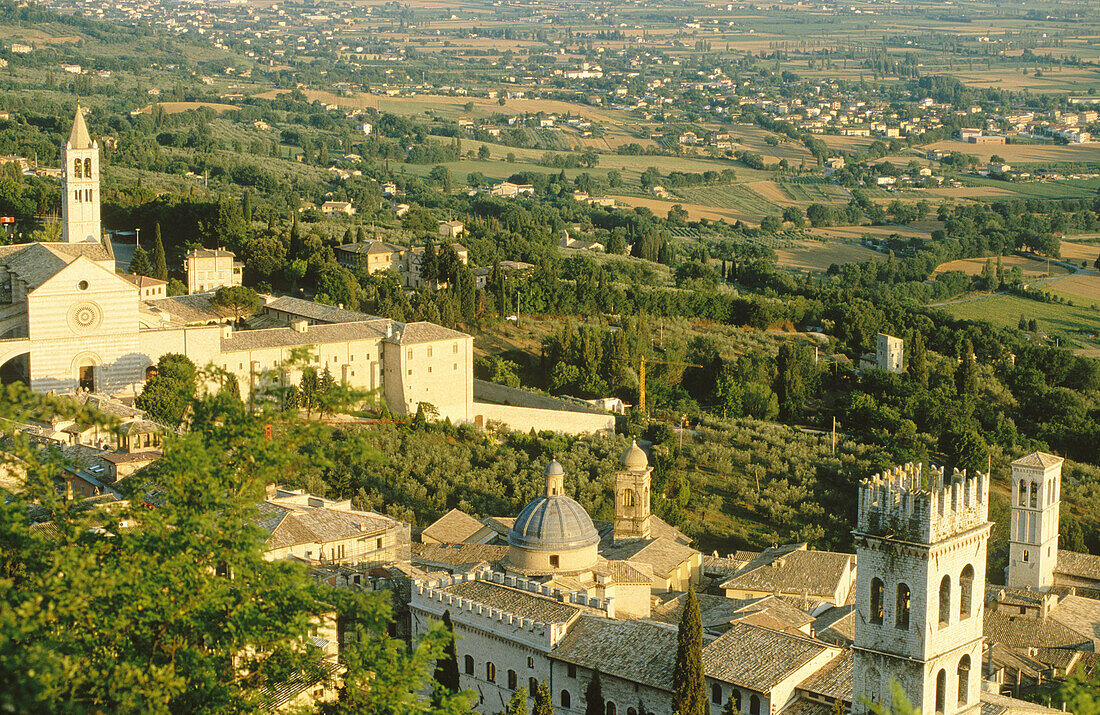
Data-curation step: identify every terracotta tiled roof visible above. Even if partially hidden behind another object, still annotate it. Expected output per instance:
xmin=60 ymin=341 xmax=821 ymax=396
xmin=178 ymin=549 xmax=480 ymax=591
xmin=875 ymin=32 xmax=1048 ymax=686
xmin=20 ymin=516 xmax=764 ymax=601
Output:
xmin=602 ymin=536 xmax=697 ymax=579
xmin=1056 ymin=550 xmax=1100 ymax=582
xmin=552 ymin=615 xmax=678 ymax=691
xmin=264 ymin=296 xmax=377 ymax=324
xmin=1010 ymin=452 xmax=1063 ymax=469
xmin=702 ymin=622 xmax=832 ymax=693
xmin=412 ymin=543 xmax=507 ymax=571
xmin=421 ymin=508 xmax=487 ymax=544
xmin=797 ymin=648 xmax=852 ymax=701
xmin=388 ymin=321 xmax=469 ymax=345
xmin=1049 ymin=594 xmax=1100 ymax=649
xmin=719 ymin=546 xmax=853 ymax=600
xmin=979 ymin=692 xmax=1062 ymax=714
xmin=983 ymin=610 xmax=1091 ymax=650
xmin=440 ymin=579 xmax=580 ymax=624
xmin=259 ymin=503 xmax=393 ymax=550
xmin=220 ymin=319 xmax=390 ymax=352
xmin=779 ymin=698 xmax=834 ymax=715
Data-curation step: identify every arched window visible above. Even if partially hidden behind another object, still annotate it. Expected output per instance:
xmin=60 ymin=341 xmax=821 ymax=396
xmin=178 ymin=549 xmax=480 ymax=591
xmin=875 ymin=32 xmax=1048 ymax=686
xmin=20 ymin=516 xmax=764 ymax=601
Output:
xmin=530 ymin=678 xmax=538 ymax=696
xmin=957 ymin=654 xmax=971 ymax=706
xmin=960 ymin=565 xmax=974 ymax=620
xmin=895 ymin=583 xmax=911 ymax=629
xmin=1023 ymin=549 xmax=1030 ymax=563
xmin=606 ymin=703 xmax=616 ymax=715
xmin=870 ymin=577 xmax=884 ymax=624
xmin=83 ymin=157 xmax=92 ymax=177
xmin=712 ymin=683 xmax=723 ymax=704
xmin=733 ymin=690 xmax=742 ymax=712
xmin=508 ymin=669 xmax=517 ymax=690
xmin=561 ymin=690 xmax=571 ymax=708
xmin=464 ymin=655 xmax=474 ymax=675
xmin=1030 ymin=481 xmax=1038 ymax=508
xmin=73 ymin=158 xmax=82 ymax=178
xmin=939 ymin=575 xmax=951 ymax=628
xmin=486 ymin=662 xmax=496 ymax=682
xmin=935 ymin=669 xmax=946 ymax=714
xmin=628 ymin=709 xmax=637 ymax=715
xmin=749 ymin=694 xmax=761 ymax=715
xmin=1019 ymin=480 xmax=1027 ymax=506
xmin=623 ymin=490 xmax=634 ymax=507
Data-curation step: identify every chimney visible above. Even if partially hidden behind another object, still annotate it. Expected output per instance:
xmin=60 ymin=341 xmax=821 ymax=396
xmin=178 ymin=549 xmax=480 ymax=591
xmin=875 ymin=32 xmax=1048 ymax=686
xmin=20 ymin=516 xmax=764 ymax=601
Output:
xmin=291 ymin=319 xmax=308 ymax=333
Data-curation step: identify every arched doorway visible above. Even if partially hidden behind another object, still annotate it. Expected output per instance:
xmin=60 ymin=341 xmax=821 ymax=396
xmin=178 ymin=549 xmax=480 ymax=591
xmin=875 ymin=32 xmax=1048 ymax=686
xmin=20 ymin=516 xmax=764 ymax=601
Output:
xmin=77 ymin=358 xmax=96 ymax=392
xmin=0 ymin=352 xmax=29 ymax=386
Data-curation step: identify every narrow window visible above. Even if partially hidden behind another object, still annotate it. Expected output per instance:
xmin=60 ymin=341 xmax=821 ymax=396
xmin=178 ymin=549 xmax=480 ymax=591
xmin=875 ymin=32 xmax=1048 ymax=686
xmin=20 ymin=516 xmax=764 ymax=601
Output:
xmin=1019 ymin=480 xmax=1026 ymax=506
xmin=749 ymin=694 xmax=760 ymax=715
xmin=530 ymin=678 xmax=538 ymax=695
xmin=935 ymin=669 xmax=946 ymax=714
xmin=508 ymin=670 xmax=517 ymax=690
xmin=939 ymin=575 xmax=951 ymax=627
xmin=960 ymin=565 xmax=974 ymax=620
xmin=732 ymin=691 xmax=742 ymax=711
xmin=870 ymin=577 xmax=884 ymax=625
xmin=561 ymin=690 xmax=571 ymax=709
xmin=567 ymin=663 xmax=576 ymax=678
xmin=550 ymin=555 xmax=560 ymax=568
xmin=84 ymin=157 xmax=91 ymax=176
xmin=895 ymin=583 xmax=910 ymax=629
xmin=606 ymin=703 xmax=616 ymax=715
xmin=486 ymin=662 xmax=495 ymax=683
xmin=464 ymin=655 xmax=474 ymax=675
xmin=1023 ymin=549 xmax=1030 ymax=563
xmin=712 ymin=683 xmax=722 ymax=704
xmin=1030 ymin=481 xmax=1038 ymax=508
xmin=957 ymin=655 xmax=970 ymax=706
xmin=73 ymin=158 xmax=82 ymax=178
xmin=528 ymin=656 xmax=535 ymax=669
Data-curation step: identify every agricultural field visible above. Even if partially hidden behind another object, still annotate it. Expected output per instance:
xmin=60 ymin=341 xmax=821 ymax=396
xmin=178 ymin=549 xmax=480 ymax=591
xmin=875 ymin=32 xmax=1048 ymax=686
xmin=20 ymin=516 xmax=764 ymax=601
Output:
xmin=933 ymin=255 xmax=1072 ymax=279
xmin=940 ymin=294 xmax=1100 ymax=354
xmin=961 ymin=176 xmax=1100 ymax=201
xmin=674 ymin=184 xmax=784 ymax=220
xmin=1060 ymin=239 xmax=1100 ymax=265
xmin=780 ymin=178 xmax=850 ymax=204
xmin=924 ymin=141 xmax=1100 ymax=166
xmin=774 ymin=239 xmax=885 ymax=273
xmin=1049 ymin=275 xmax=1100 ymax=306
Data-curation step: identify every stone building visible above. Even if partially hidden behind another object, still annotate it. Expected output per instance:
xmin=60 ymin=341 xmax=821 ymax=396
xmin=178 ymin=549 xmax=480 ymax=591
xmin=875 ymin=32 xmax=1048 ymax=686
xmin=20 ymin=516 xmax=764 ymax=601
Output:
xmin=875 ymin=333 xmax=903 ymax=374
xmin=61 ymin=107 xmax=101 ymax=244
xmin=184 ymin=247 xmax=243 ymax=294
xmin=851 ymin=463 xmax=990 ymax=715
xmin=1007 ymin=452 xmax=1063 ymax=590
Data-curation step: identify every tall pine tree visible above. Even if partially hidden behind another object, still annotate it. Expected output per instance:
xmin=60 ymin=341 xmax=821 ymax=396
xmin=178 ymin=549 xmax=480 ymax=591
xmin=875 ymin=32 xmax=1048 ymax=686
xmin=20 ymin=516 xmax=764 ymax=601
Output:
xmin=584 ymin=671 xmax=604 ymax=715
xmin=673 ymin=588 xmax=706 ymax=715
xmin=129 ymin=245 xmax=152 ymax=277
xmin=908 ymin=332 xmax=928 ymax=387
xmin=533 ymin=680 xmax=554 ymax=715
xmin=434 ymin=610 xmax=460 ymax=696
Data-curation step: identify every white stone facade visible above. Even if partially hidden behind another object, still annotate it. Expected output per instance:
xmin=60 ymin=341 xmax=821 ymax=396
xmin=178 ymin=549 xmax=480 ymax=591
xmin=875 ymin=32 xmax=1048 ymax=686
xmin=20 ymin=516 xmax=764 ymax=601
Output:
xmin=876 ymin=333 xmax=903 ymax=374
xmin=852 ymin=463 xmax=989 ymax=715
xmin=61 ymin=108 xmax=101 ymax=244
xmin=1007 ymin=453 xmax=1063 ymax=590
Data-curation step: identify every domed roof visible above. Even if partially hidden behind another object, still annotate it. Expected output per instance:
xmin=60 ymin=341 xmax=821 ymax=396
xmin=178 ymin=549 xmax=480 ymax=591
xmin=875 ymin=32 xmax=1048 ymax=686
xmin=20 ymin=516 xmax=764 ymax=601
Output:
xmin=509 ymin=461 xmax=599 ymax=552
xmin=622 ymin=440 xmax=648 ymax=471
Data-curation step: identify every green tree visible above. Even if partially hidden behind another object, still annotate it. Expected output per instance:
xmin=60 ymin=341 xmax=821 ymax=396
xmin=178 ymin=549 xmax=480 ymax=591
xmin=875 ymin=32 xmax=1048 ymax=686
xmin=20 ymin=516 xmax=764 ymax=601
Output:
xmin=129 ymin=245 xmax=153 ymax=276
xmin=673 ymin=588 xmax=706 ymax=715
xmin=907 ymin=332 xmax=927 ymax=387
xmin=135 ymin=353 xmax=197 ymax=426
xmin=505 ymin=688 xmax=530 ymax=715
xmin=477 ymin=145 xmax=490 ymax=160
xmin=955 ymin=342 xmax=978 ymax=396
xmin=532 ymin=680 xmax=554 ymax=715
xmin=584 ymin=671 xmax=604 ymax=715
xmin=211 ymin=285 xmax=261 ymax=323
xmin=775 ymin=341 xmax=809 ymax=422
xmin=150 ymin=224 xmax=168 ymax=281
xmin=433 ymin=610 xmax=460 ymax=696
xmin=1059 ymin=669 xmax=1100 ymax=715
xmin=866 ymin=680 xmax=920 ymax=715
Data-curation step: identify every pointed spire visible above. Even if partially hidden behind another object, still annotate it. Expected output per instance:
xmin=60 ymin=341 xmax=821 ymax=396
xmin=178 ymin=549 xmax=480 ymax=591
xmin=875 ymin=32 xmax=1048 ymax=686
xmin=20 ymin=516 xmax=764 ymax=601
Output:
xmin=67 ymin=106 xmax=93 ymax=150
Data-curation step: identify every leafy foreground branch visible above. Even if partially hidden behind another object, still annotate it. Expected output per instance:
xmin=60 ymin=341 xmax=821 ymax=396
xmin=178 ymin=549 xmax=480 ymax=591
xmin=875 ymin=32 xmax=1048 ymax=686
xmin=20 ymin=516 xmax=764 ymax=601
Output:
xmin=0 ymin=383 xmax=470 ymax=714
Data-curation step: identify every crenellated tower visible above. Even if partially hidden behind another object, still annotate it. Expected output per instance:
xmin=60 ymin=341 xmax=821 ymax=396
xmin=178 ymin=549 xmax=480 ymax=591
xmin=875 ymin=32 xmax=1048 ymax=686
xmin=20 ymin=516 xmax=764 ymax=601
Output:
xmin=61 ymin=107 xmax=101 ymax=244
xmin=852 ymin=463 xmax=990 ymax=715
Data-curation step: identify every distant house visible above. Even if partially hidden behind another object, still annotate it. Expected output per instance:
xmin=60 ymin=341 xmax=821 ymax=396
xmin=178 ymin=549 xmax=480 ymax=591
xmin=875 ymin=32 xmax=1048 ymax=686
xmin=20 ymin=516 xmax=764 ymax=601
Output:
xmin=488 ymin=181 xmax=534 ymax=198
xmin=335 ymin=240 xmax=406 ymax=273
xmin=320 ymin=200 xmax=355 ymax=217
xmin=184 ymin=247 xmax=243 ymax=294
xmin=120 ymin=274 xmax=167 ymax=300
xmin=438 ymin=220 xmax=465 ymax=239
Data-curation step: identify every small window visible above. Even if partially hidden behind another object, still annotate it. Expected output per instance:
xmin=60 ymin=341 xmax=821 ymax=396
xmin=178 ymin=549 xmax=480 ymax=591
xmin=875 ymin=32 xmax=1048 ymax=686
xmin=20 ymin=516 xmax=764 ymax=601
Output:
xmin=376 ymin=538 xmax=383 ymax=549
xmin=550 ymin=555 xmax=560 ymax=568
xmin=428 ymin=367 xmax=432 ymax=373
xmin=530 ymin=677 xmax=538 ymax=695
xmin=84 ymin=157 xmax=91 ymax=176
xmin=939 ymin=575 xmax=951 ymax=628
xmin=960 ymin=565 xmax=974 ymax=620
xmin=508 ymin=670 xmax=517 ymax=690
xmin=561 ymin=691 xmax=571 ymax=709
xmin=427 ymin=346 xmax=433 ymax=357
xmin=486 ymin=662 xmax=495 ymax=683
xmin=73 ymin=158 xmax=82 ymax=178
xmin=957 ymin=655 xmax=970 ymax=706
xmin=1023 ymin=549 xmax=1030 ymax=563
xmin=528 ymin=656 xmax=535 ymax=669
xmin=712 ymin=683 xmax=722 ymax=704
xmin=935 ymin=669 xmax=946 ymax=715
xmin=606 ymin=703 xmax=616 ymax=715
xmin=1019 ymin=480 xmax=1026 ymax=506
xmin=407 ymin=369 xmax=412 ymax=376
xmin=749 ymin=694 xmax=760 ymax=715
xmin=567 ymin=663 xmax=576 ymax=678
xmin=464 ymin=655 xmax=474 ymax=675
xmin=453 ymin=342 xmax=458 ymax=353
xmin=407 ymin=349 xmax=413 ymax=360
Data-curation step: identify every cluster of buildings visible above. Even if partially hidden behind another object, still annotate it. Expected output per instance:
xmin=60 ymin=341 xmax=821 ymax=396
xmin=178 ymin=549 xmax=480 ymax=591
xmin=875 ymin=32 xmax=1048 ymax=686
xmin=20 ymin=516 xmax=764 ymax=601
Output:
xmin=0 ymin=110 xmax=612 ymax=436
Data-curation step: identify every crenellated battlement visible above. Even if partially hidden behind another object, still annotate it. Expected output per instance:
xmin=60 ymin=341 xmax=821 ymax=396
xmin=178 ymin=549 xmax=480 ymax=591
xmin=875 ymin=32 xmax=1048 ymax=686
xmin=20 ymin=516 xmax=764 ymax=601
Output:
xmin=411 ymin=567 xmax=610 ymax=649
xmin=856 ymin=462 xmax=989 ymax=544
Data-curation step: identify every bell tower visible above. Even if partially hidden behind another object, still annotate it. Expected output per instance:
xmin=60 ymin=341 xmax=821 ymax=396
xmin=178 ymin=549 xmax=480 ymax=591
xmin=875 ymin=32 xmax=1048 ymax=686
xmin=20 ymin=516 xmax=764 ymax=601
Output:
xmin=852 ymin=463 xmax=990 ymax=715
xmin=1006 ymin=452 xmax=1063 ymax=590
xmin=614 ymin=441 xmax=652 ymax=542
xmin=62 ymin=106 xmax=101 ymax=244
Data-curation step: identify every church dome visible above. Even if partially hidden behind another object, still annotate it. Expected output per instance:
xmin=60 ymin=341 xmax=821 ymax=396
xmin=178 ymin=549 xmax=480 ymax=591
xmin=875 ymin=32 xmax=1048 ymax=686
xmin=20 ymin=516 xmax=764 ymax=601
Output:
xmin=508 ymin=461 xmax=600 ymax=553
xmin=622 ymin=440 xmax=648 ymax=471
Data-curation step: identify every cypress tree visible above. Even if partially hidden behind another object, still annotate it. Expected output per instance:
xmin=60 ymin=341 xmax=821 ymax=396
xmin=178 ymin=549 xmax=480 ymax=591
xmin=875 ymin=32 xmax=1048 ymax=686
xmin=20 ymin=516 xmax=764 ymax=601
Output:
xmin=673 ymin=588 xmax=706 ymax=715
xmin=908 ymin=332 xmax=928 ymax=387
xmin=955 ymin=340 xmax=978 ymax=396
xmin=150 ymin=224 xmax=168 ymax=281
xmin=532 ymin=680 xmax=554 ymax=715
xmin=242 ymin=191 xmax=252 ymax=224
xmin=433 ymin=610 xmax=460 ymax=694
xmin=584 ymin=671 xmax=604 ymax=715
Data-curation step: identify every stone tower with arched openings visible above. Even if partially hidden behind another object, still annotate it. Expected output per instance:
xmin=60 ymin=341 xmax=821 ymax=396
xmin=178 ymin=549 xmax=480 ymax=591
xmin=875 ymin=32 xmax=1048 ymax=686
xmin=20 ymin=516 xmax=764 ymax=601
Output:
xmin=62 ymin=107 xmax=101 ymax=244
xmin=852 ymin=463 xmax=990 ymax=715
xmin=614 ymin=441 xmax=652 ymax=542
xmin=1006 ymin=452 xmax=1063 ymax=590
